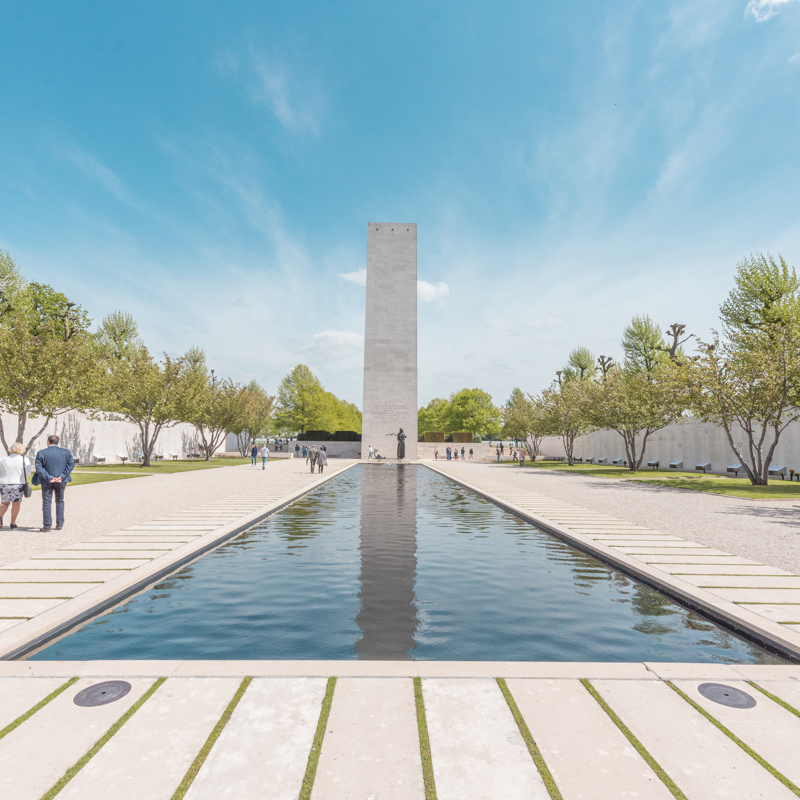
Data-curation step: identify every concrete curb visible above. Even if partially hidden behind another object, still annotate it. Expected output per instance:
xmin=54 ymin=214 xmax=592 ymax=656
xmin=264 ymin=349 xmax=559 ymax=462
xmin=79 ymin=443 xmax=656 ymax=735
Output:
xmin=0 ymin=461 xmax=359 ymax=661
xmin=426 ymin=464 xmax=800 ymax=662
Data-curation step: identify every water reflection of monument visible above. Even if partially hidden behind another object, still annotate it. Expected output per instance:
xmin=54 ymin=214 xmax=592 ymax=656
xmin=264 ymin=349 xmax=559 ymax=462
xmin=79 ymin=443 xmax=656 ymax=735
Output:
xmin=354 ymin=465 xmax=419 ymax=659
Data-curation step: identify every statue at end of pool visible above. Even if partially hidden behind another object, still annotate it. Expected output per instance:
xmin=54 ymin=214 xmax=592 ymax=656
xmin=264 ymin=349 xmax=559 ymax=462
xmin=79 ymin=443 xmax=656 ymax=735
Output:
xmin=387 ymin=428 xmax=406 ymax=459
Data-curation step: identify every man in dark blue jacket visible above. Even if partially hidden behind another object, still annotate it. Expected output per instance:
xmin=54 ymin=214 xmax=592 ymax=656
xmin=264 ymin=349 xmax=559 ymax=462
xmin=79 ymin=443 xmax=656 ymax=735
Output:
xmin=33 ymin=435 xmax=75 ymax=531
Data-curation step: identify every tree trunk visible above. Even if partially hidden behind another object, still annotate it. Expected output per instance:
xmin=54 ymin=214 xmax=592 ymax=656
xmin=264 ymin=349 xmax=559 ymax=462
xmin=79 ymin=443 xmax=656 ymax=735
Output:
xmin=562 ymin=432 xmax=575 ymax=466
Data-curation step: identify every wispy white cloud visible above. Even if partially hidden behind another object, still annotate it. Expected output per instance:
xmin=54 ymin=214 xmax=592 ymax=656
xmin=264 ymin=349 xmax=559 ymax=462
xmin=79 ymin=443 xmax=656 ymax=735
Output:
xmin=746 ymin=0 xmax=797 ymax=22
xmin=790 ymin=52 xmax=800 ymax=64
xmin=300 ymin=330 xmax=364 ymax=360
xmin=217 ymin=51 xmax=323 ymax=134
xmin=417 ymin=280 xmax=450 ymax=305
xmin=62 ymin=146 xmax=143 ymax=209
xmin=338 ymin=267 xmax=367 ymax=285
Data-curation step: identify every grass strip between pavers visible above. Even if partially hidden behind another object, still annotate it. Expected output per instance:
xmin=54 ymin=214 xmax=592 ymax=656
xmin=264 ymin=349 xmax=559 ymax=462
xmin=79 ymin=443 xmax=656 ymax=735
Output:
xmin=0 ymin=677 xmax=78 ymax=742
xmin=40 ymin=676 xmax=166 ymax=800
xmin=580 ymin=679 xmax=687 ymax=800
xmin=413 ymin=677 xmax=438 ymax=800
xmin=748 ymin=682 xmax=800 ymax=719
xmin=299 ymin=676 xmax=337 ymax=800
xmin=497 ymin=678 xmax=562 ymax=799
xmin=667 ymin=681 xmax=800 ymax=797
xmin=170 ymin=676 xmax=252 ymax=800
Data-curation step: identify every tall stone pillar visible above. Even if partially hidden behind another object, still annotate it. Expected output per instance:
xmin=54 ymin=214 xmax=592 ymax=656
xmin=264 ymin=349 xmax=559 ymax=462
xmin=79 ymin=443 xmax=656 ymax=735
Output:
xmin=361 ymin=223 xmax=418 ymax=460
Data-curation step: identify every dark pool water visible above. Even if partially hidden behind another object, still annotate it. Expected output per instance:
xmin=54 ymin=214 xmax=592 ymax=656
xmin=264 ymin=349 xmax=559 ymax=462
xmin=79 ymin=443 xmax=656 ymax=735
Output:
xmin=31 ymin=465 xmax=783 ymax=662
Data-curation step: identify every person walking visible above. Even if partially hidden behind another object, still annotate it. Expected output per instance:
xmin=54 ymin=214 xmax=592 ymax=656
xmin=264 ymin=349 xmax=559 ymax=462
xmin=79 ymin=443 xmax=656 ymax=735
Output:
xmin=368 ymin=445 xmax=374 ymax=459
xmin=446 ymin=446 xmax=451 ymax=460
xmin=250 ymin=444 xmax=258 ymax=467
xmin=295 ymin=443 xmax=300 ymax=459
xmin=0 ymin=442 xmax=31 ymax=529
xmin=317 ymin=447 xmax=327 ymax=474
xmin=307 ymin=445 xmax=318 ymax=473
xmin=461 ymin=447 xmax=465 ymax=460
xmin=32 ymin=435 xmax=74 ymax=531
xmin=260 ymin=443 xmax=270 ymax=469
xmin=469 ymin=447 xmax=474 ymax=460
xmin=519 ymin=449 xmax=525 ymax=467
xmin=434 ymin=447 xmax=438 ymax=460
xmin=496 ymin=446 xmax=500 ymax=462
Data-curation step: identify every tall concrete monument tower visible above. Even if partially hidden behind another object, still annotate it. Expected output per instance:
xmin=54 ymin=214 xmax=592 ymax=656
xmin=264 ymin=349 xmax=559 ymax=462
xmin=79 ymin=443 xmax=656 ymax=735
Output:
xmin=361 ymin=223 xmax=418 ymax=460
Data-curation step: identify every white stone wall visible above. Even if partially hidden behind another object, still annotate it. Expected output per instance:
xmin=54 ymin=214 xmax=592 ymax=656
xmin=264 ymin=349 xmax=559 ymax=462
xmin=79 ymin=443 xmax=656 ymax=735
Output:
xmin=538 ymin=418 xmax=800 ymax=474
xmin=1 ymin=411 xmax=215 ymax=463
xmin=361 ymin=222 xmax=418 ymax=460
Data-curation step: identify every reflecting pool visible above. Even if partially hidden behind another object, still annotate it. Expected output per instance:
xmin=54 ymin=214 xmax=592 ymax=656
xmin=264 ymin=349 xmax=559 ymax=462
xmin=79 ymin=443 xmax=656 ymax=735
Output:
xmin=30 ymin=465 xmax=784 ymax=662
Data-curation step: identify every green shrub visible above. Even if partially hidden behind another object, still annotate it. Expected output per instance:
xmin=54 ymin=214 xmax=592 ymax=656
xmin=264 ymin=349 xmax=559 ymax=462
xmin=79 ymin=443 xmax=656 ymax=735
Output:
xmin=424 ymin=431 xmax=445 ymax=442
xmin=452 ymin=431 xmax=474 ymax=443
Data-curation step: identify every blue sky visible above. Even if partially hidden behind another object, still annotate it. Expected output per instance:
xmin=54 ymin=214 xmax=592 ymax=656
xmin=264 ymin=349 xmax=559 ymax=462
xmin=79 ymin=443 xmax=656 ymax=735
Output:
xmin=2 ymin=0 xmax=799 ymax=408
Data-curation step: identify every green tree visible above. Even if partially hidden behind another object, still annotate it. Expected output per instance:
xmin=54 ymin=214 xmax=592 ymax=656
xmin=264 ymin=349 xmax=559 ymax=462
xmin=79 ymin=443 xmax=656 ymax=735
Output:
xmin=691 ymin=253 xmax=800 ymax=485
xmin=274 ymin=364 xmax=324 ymax=434
xmin=503 ymin=388 xmax=550 ymax=459
xmin=562 ymin=347 xmax=597 ymax=381
xmin=542 ymin=377 xmax=594 ymax=466
xmin=97 ymin=312 xmax=192 ymax=466
xmin=622 ymin=315 xmax=668 ymax=373
xmin=0 ymin=253 xmax=103 ymax=454
xmin=586 ymin=365 xmax=686 ymax=471
xmin=418 ymin=397 xmax=450 ymax=434
xmin=230 ymin=381 xmax=275 ymax=455
xmin=179 ymin=350 xmax=245 ymax=460
xmin=445 ymin=388 xmax=501 ymax=438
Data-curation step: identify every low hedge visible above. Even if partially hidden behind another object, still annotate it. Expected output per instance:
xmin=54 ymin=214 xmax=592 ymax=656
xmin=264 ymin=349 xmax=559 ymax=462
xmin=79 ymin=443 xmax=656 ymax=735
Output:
xmin=452 ymin=431 xmax=474 ymax=443
xmin=424 ymin=431 xmax=445 ymax=443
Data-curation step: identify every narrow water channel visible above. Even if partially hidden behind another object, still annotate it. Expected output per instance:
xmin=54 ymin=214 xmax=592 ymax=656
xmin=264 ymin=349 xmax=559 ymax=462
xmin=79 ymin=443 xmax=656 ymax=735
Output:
xmin=30 ymin=465 xmax=784 ymax=663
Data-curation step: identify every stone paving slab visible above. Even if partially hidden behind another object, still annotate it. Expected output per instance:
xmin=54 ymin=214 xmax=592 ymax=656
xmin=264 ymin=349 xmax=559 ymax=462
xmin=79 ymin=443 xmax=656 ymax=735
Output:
xmin=591 ymin=678 xmax=796 ymax=798
xmin=0 ymin=676 xmax=66 ymax=729
xmin=740 ymin=604 xmax=800 ymax=623
xmin=314 ymin=678 xmax=424 ymax=799
xmin=0 ymin=669 xmax=799 ymax=797
xmin=508 ymin=678 xmax=674 ymax=799
xmin=423 ymin=678 xmax=549 ymax=800
xmin=60 ymin=677 xmax=239 ymax=800
xmin=0 ymin=676 xmax=153 ymax=800
xmin=0 ymin=583 xmax=99 ymax=598
xmin=183 ymin=677 xmax=326 ymax=800
xmin=0 ymin=598 xmax=66 ymax=617
xmin=675 ymin=678 xmax=800 ymax=787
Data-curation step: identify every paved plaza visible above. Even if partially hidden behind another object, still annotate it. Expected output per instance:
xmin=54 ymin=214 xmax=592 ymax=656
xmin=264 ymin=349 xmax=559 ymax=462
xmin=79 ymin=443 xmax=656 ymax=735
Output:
xmin=1 ymin=459 xmax=800 ymax=797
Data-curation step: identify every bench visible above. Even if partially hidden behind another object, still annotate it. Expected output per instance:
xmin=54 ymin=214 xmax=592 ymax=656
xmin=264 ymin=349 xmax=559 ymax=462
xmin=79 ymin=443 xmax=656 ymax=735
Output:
xmin=727 ymin=464 xmax=742 ymax=477
xmin=153 ymin=453 xmax=164 ymax=461
xmin=695 ymin=462 xmax=711 ymax=473
xmin=790 ymin=469 xmax=800 ymax=482
xmin=93 ymin=454 xmax=106 ymax=464
xmin=596 ymin=457 xmax=607 ymax=464
xmin=669 ymin=460 xmax=683 ymax=469
xmin=647 ymin=460 xmax=659 ymax=470
xmin=116 ymin=453 xmax=129 ymax=464
xmin=769 ymin=465 xmax=787 ymax=480
xmin=574 ymin=457 xmax=583 ymax=464
xmin=169 ymin=453 xmax=179 ymax=460
xmin=585 ymin=456 xmax=594 ymax=464
xmin=612 ymin=458 xmax=624 ymax=466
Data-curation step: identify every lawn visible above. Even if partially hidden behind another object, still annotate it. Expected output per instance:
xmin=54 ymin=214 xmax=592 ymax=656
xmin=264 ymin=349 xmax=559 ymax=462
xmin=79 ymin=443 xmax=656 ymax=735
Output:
xmin=75 ymin=457 xmax=256 ymax=474
xmin=506 ymin=460 xmax=800 ymax=500
xmin=31 ymin=472 xmax=148 ymax=490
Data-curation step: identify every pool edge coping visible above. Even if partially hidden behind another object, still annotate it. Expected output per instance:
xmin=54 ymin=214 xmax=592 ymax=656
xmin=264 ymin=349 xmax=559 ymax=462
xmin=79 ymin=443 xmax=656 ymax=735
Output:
xmin=424 ymin=463 xmax=800 ymax=663
xmin=0 ymin=461 xmax=361 ymax=661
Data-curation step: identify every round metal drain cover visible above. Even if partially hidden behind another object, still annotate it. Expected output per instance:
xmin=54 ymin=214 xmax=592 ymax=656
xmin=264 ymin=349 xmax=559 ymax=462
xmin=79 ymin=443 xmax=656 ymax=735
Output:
xmin=73 ymin=680 xmax=132 ymax=707
xmin=697 ymin=683 xmax=756 ymax=709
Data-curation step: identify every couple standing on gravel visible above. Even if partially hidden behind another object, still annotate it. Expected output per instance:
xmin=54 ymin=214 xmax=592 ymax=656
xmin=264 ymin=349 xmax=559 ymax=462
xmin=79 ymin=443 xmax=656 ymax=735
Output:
xmin=0 ymin=434 xmax=74 ymax=532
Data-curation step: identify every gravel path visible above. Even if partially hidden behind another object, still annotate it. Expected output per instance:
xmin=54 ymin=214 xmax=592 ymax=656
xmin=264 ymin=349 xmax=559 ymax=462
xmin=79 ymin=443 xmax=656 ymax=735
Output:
xmin=0 ymin=460 xmax=318 ymax=568
xmin=475 ymin=465 xmax=800 ymax=574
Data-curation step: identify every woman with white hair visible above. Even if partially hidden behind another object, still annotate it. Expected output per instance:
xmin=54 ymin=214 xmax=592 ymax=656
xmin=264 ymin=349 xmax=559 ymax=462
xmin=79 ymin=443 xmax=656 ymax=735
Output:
xmin=0 ymin=442 xmax=30 ymax=529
